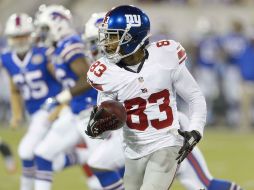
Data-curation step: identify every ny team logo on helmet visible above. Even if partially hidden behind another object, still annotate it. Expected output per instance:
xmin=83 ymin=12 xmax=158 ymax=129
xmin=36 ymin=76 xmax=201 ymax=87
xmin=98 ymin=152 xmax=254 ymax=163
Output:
xmin=125 ymin=14 xmax=141 ymax=28
xmin=98 ymin=5 xmax=150 ymax=63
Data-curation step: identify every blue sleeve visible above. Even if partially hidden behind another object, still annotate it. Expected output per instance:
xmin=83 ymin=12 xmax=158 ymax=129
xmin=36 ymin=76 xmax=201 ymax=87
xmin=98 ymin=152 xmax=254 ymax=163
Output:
xmin=61 ymin=40 xmax=86 ymax=65
xmin=1 ymin=53 xmax=7 ymax=69
xmin=66 ymin=52 xmax=85 ymax=65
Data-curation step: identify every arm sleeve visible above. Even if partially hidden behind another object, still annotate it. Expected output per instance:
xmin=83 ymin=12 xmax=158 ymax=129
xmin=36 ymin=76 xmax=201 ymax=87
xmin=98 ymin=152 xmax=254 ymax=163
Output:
xmin=173 ymin=63 xmax=207 ymax=136
xmin=61 ymin=42 xmax=85 ymax=65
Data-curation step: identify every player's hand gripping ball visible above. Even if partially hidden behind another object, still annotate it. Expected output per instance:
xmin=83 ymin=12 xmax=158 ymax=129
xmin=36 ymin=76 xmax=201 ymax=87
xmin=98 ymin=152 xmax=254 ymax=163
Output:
xmin=85 ymin=100 xmax=127 ymax=138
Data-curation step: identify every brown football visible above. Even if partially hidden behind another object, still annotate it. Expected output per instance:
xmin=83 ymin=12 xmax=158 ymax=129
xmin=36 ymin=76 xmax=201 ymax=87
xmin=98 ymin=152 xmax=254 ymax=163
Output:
xmin=98 ymin=100 xmax=127 ymax=126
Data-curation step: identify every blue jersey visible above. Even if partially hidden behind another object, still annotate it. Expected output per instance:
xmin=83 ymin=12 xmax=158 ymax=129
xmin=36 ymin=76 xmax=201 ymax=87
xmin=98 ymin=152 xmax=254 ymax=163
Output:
xmin=52 ymin=34 xmax=97 ymax=114
xmin=1 ymin=46 xmax=62 ymax=114
xmin=221 ymin=33 xmax=248 ymax=65
xmin=197 ymin=36 xmax=222 ymax=68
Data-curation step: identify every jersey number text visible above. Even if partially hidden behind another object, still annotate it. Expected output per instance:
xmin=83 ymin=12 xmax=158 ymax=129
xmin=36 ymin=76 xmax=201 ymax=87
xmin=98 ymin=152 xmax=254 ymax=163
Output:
xmin=13 ymin=70 xmax=48 ymax=100
xmin=124 ymin=89 xmax=173 ymax=131
xmin=90 ymin=61 xmax=107 ymax=77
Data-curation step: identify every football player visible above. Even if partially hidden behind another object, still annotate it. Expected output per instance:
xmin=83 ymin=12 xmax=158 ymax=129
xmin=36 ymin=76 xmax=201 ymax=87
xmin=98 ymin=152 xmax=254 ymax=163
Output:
xmin=220 ymin=19 xmax=248 ymax=127
xmin=1 ymin=11 xmax=100 ymax=190
xmin=86 ymin=5 xmax=207 ymax=190
xmin=191 ymin=17 xmax=222 ymax=125
xmin=33 ymin=5 xmax=124 ymax=190
xmin=1 ymin=13 xmax=62 ymax=190
xmin=238 ymin=35 xmax=254 ymax=129
xmin=83 ymin=12 xmax=106 ymax=62
xmin=84 ymin=10 xmax=243 ymax=190
xmin=83 ymin=12 xmax=126 ymax=189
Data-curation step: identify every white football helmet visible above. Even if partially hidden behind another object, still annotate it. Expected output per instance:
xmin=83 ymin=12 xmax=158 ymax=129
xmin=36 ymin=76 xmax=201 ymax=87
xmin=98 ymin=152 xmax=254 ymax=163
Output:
xmin=35 ymin=4 xmax=73 ymax=43
xmin=4 ymin=13 xmax=34 ymax=54
xmin=83 ymin=12 xmax=106 ymax=61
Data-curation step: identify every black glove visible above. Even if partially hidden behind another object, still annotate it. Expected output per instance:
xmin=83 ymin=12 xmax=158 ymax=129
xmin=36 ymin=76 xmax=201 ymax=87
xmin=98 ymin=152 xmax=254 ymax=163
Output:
xmin=176 ymin=129 xmax=201 ymax=164
xmin=85 ymin=106 xmax=121 ymax=138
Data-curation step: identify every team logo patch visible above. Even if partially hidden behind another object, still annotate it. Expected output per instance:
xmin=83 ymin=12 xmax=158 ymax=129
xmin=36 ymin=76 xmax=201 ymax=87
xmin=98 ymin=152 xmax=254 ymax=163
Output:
xmin=31 ymin=54 xmax=43 ymax=65
xmin=141 ymin=88 xmax=148 ymax=93
xmin=138 ymin=77 xmax=144 ymax=82
xmin=125 ymin=14 xmax=141 ymax=28
xmin=51 ymin=12 xmax=69 ymax=21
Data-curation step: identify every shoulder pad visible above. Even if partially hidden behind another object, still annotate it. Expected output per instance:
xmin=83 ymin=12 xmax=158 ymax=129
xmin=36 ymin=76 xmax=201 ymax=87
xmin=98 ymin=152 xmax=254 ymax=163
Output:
xmin=148 ymin=39 xmax=187 ymax=68
xmin=59 ymin=38 xmax=85 ymax=61
xmin=87 ymin=57 xmax=115 ymax=92
xmin=32 ymin=45 xmax=47 ymax=53
xmin=1 ymin=47 xmax=11 ymax=55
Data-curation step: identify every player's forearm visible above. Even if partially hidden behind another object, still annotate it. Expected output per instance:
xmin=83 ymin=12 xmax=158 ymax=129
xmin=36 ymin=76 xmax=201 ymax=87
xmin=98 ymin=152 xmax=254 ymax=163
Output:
xmin=174 ymin=65 xmax=207 ymax=136
xmin=69 ymin=78 xmax=92 ymax=97
xmin=10 ymin=91 xmax=23 ymax=120
xmin=69 ymin=57 xmax=91 ymax=97
xmin=56 ymin=57 xmax=92 ymax=103
xmin=187 ymin=89 xmax=206 ymax=136
xmin=55 ymin=80 xmax=92 ymax=104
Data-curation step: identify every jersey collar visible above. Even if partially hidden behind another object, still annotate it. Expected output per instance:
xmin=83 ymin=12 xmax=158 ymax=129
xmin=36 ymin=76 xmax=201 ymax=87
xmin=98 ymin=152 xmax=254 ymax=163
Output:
xmin=12 ymin=50 xmax=32 ymax=69
xmin=116 ymin=49 xmax=149 ymax=73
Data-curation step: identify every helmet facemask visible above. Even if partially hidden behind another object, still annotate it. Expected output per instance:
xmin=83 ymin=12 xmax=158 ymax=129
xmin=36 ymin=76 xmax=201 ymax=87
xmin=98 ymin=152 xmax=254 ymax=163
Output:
xmin=84 ymin=37 xmax=101 ymax=61
xmin=97 ymin=5 xmax=151 ymax=63
xmin=98 ymin=23 xmax=132 ymax=63
xmin=34 ymin=24 xmax=53 ymax=47
xmin=83 ymin=12 xmax=107 ymax=61
xmin=7 ymin=33 xmax=33 ymax=54
xmin=34 ymin=5 xmax=74 ymax=44
xmin=98 ymin=23 xmax=150 ymax=64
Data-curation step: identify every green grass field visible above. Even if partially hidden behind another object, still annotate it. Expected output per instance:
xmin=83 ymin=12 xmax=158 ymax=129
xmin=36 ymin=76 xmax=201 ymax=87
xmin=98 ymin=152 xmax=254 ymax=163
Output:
xmin=0 ymin=127 xmax=253 ymax=190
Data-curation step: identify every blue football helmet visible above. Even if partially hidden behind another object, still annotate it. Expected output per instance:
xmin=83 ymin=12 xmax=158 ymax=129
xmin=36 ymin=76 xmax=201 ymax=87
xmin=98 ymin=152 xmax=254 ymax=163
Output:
xmin=98 ymin=5 xmax=150 ymax=63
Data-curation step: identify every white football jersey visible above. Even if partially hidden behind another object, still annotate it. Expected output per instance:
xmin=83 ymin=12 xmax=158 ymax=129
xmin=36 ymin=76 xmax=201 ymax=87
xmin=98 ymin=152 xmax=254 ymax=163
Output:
xmin=87 ymin=40 xmax=202 ymax=159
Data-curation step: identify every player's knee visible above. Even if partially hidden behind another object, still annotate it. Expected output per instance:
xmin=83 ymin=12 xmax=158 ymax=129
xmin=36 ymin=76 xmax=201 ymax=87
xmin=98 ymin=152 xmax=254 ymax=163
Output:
xmin=123 ymin=174 xmax=141 ymax=190
xmin=88 ymin=155 xmax=118 ymax=171
xmin=52 ymin=154 xmax=65 ymax=172
xmin=34 ymin=143 xmax=52 ymax=161
xmin=124 ymin=172 xmax=141 ymax=186
xmin=18 ymin=140 xmax=34 ymax=160
xmin=87 ymin=156 xmax=100 ymax=170
xmin=88 ymin=159 xmax=109 ymax=171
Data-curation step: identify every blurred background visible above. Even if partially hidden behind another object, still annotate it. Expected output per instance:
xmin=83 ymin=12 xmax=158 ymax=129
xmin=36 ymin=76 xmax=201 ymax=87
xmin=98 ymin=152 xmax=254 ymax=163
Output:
xmin=0 ymin=0 xmax=253 ymax=190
